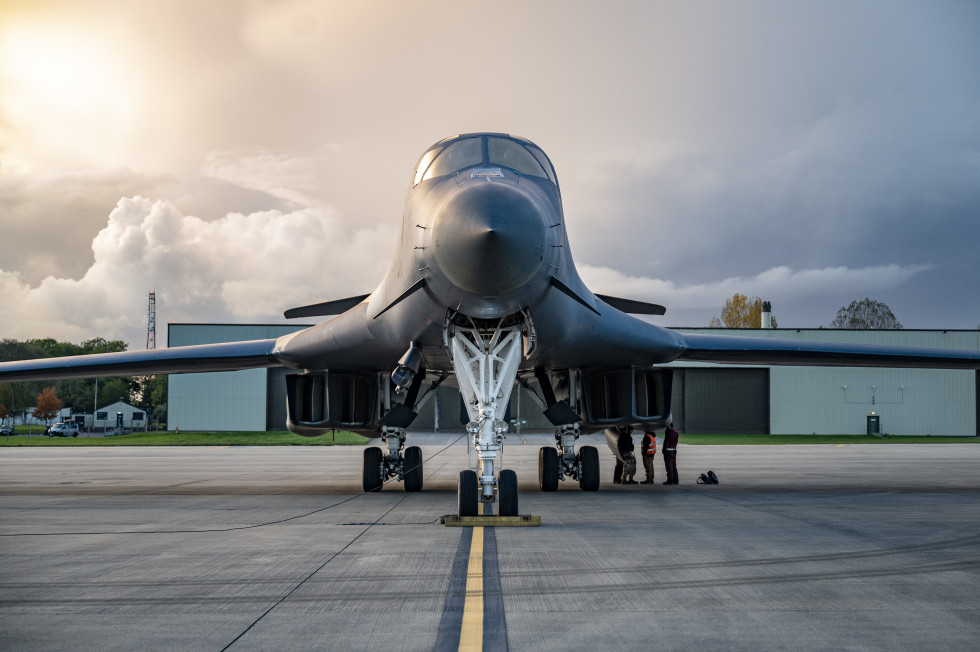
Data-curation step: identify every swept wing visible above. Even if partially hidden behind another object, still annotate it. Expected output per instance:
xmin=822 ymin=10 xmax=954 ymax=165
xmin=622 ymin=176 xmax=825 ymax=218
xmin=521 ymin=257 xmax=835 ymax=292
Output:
xmin=0 ymin=339 xmax=281 ymax=382
xmin=674 ymin=332 xmax=980 ymax=369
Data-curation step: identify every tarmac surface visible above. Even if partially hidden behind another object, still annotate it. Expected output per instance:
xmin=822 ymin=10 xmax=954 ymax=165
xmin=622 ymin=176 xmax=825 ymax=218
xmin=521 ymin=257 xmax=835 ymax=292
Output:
xmin=2 ymin=434 xmax=980 ymax=651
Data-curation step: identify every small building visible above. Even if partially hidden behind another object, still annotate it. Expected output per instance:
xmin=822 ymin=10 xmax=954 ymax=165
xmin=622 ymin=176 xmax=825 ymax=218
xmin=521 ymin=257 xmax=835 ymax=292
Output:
xmin=92 ymin=401 xmax=147 ymax=432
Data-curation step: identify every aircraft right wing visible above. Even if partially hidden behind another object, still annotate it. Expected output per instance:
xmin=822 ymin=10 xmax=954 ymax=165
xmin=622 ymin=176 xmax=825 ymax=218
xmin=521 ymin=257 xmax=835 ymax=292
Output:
xmin=675 ymin=332 xmax=980 ymax=369
xmin=0 ymin=339 xmax=283 ymax=382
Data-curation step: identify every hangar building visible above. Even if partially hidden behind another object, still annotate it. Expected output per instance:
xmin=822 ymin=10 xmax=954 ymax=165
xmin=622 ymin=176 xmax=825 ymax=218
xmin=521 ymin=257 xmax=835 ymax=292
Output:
xmin=167 ymin=324 xmax=980 ymax=436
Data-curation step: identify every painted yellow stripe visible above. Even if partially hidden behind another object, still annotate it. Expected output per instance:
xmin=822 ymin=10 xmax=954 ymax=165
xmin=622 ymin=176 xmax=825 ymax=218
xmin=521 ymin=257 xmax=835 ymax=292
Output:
xmin=458 ymin=525 xmax=484 ymax=652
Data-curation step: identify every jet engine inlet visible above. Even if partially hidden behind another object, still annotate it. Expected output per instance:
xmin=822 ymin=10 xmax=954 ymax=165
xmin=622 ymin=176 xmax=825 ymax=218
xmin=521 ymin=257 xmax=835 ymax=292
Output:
xmin=431 ymin=183 xmax=547 ymax=296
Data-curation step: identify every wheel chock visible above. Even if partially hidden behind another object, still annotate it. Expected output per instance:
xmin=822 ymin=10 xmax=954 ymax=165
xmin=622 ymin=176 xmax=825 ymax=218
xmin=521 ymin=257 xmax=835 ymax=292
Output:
xmin=441 ymin=515 xmax=541 ymax=527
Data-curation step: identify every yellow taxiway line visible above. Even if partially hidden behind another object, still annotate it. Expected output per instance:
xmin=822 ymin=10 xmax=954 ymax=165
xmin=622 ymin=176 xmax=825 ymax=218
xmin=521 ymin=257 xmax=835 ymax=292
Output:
xmin=458 ymin=498 xmax=485 ymax=652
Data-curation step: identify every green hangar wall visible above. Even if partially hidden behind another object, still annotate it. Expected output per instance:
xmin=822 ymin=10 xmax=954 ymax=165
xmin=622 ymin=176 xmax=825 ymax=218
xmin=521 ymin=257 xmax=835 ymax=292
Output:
xmin=167 ymin=324 xmax=310 ymax=432
xmin=668 ymin=329 xmax=979 ymax=436
xmin=168 ymin=324 xmax=979 ymax=436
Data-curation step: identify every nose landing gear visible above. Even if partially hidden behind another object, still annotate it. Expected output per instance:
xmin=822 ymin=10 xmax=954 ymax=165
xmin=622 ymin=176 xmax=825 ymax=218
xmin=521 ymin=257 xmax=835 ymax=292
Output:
xmin=447 ymin=311 xmax=529 ymax=517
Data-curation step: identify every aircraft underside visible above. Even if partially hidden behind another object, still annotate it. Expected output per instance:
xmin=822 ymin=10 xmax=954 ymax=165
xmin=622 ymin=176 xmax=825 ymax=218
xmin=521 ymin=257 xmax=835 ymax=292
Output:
xmin=284 ymin=307 xmax=672 ymax=516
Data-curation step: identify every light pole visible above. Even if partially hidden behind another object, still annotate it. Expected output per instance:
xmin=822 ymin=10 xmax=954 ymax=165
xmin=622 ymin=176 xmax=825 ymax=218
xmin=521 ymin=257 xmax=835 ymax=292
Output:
xmin=92 ymin=377 xmax=98 ymax=437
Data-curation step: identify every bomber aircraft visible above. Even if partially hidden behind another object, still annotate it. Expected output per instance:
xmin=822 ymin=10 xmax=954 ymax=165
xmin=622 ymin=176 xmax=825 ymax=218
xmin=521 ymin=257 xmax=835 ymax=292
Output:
xmin=2 ymin=132 xmax=980 ymax=517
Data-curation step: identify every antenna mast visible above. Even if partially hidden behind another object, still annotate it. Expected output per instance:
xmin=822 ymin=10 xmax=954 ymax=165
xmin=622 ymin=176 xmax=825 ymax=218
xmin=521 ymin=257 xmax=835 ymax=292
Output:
xmin=146 ymin=291 xmax=156 ymax=350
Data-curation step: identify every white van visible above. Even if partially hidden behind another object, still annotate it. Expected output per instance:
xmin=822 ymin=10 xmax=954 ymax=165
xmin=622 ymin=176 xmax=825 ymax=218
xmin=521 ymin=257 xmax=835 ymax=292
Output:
xmin=49 ymin=422 xmax=80 ymax=437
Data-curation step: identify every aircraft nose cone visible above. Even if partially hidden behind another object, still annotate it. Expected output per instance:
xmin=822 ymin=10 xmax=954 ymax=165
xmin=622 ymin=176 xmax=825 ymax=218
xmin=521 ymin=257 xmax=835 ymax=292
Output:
xmin=432 ymin=183 xmax=547 ymax=296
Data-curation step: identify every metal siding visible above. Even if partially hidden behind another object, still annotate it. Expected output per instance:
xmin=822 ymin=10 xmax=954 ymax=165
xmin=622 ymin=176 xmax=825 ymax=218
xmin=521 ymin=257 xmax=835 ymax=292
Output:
xmin=682 ymin=368 xmax=769 ymax=433
xmin=669 ymin=369 xmax=685 ymax=430
xmin=266 ymin=367 xmax=297 ymax=431
xmin=168 ymin=368 xmax=267 ymax=431
xmin=768 ymin=367 xmax=975 ymax=436
xmin=414 ymin=383 xmax=438 ymax=429
xmin=167 ymin=324 xmax=309 ymax=432
xmin=414 ymin=384 xmax=554 ymax=433
xmin=436 ymin=384 xmax=464 ymax=431
xmin=671 ymin=329 xmax=978 ymax=436
xmin=673 ymin=328 xmax=980 ymax=350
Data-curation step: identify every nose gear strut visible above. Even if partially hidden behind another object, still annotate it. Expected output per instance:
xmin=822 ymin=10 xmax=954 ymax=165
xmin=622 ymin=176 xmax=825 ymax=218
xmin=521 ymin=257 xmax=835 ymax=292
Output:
xmin=445 ymin=310 xmax=532 ymax=516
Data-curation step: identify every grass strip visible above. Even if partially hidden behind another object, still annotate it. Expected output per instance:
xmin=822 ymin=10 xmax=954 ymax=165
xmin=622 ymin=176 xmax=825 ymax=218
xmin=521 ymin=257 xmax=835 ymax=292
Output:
xmin=678 ymin=433 xmax=980 ymax=445
xmin=0 ymin=430 xmax=368 ymax=447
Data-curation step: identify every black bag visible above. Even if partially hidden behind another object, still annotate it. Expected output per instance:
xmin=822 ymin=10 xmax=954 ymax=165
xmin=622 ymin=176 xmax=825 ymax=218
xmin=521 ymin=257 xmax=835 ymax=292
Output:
xmin=697 ymin=471 xmax=720 ymax=485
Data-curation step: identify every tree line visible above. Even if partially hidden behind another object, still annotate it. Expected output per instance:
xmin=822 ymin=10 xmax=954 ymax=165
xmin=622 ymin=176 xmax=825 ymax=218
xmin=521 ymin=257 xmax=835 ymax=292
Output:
xmin=0 ymin=338 xmax=167 ymax=428
xmin=709 ymin=295 xmax=903 ymax=329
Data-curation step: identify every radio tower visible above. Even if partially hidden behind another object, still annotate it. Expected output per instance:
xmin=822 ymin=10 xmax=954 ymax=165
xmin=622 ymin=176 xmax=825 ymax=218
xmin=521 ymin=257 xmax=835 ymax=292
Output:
xmin=146 ymin=291 xmax=156 ymax=350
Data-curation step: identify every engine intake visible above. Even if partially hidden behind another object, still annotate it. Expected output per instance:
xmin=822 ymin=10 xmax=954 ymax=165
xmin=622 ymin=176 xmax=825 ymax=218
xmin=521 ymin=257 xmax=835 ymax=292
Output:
xmin=582 ymin=367 xmax=673 ymax=426
xmin=286 ymin=371 xmax=379 ymax=436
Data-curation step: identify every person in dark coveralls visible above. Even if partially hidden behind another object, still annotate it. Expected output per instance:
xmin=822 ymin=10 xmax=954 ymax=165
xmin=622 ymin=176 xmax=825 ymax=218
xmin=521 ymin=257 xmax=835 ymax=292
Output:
xmin=640 ymin=430 xmax=657 ymax=484
xmin=662 ymin=422 xmax=679 ymax=484
xmin=613 ymin=426 xmax=636 ymax=484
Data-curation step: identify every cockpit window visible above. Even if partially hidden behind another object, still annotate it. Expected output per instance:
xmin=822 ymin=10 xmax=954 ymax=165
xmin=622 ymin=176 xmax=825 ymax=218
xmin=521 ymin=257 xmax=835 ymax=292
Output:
xmin=415 ymin=134 xmax=559 ymax=186
xmin=526 ymin=145 xmax=556 ymax=182
xmin=413 ymin=148 xmax=442 ymax=186
xmin=487 ymin=137 xmax=547 ymax=179
xmin=422 ymin=137 xmax=483 ymax=182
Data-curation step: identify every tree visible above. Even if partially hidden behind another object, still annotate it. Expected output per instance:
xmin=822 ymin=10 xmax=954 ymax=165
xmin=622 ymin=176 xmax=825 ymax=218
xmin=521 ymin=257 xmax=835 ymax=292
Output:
xmin=98 ymin=378 xmax=132 ymax=408
xmin=2 ymin=337 xmax=131 ymax=415
xmin=831 ymin=298 xmax=902 ymax=329
xmin=711 ymin=293 xmax=777 ymax=328
xmin=34 ymin=387 xmax=62 ymax=427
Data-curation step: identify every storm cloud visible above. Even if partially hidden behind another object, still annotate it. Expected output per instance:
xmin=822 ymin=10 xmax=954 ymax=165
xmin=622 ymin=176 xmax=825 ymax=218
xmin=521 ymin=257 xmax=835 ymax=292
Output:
xmin=1 ymin=0 xmax=978 ymax=347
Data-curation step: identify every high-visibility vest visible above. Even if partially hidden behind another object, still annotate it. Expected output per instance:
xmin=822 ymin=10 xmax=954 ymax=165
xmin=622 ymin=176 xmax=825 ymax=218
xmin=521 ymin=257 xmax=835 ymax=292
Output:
xmin=642 ymin=433 xmax=657 ymax=456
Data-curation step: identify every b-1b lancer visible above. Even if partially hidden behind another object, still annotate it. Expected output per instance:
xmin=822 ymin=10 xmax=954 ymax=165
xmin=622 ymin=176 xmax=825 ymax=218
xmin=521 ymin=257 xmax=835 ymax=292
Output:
xmin=3 ymin=132 xmax=979 ymax=516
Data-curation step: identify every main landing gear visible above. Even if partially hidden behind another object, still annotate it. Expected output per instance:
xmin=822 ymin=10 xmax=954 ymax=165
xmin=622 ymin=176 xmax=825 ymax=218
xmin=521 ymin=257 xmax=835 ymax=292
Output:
xmin=538 ymin=423 xmax=600 ymax=492
xmin=362 ymin=427 xmax=423 ymax=493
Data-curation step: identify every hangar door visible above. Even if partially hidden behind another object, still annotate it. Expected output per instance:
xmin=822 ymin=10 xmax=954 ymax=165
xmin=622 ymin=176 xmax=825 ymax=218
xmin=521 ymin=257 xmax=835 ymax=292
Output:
xmin=671 ymin=368 xmax=769 ymax=434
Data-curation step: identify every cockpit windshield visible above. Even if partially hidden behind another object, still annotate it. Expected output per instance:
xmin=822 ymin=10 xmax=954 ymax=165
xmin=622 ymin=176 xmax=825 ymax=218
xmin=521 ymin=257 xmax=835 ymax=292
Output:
xmin=423 ymin=136 xmax=483 ymax=181
xmin=414 ymin=134 xmax=557 ymax=186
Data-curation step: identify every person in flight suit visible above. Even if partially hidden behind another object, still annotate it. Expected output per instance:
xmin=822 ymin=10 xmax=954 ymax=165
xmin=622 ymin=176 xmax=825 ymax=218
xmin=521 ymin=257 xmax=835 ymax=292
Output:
xmin=640 ymin=430 xmax=657 ymax=484
xmin=613 ymin=426 xmax=636 ymax=484
xmin=662 ymin=422 xmax=679 ymax=484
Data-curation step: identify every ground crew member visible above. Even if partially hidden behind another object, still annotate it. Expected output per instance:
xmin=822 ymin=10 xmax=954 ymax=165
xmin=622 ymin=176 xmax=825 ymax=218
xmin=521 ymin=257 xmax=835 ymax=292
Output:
xmin=640 ymin=430 xmax=657 ymax=484
xmin=662 ymin=422 xmax=679 ymax=484
xmin=613 ymin=426 xmax=635 ymax=483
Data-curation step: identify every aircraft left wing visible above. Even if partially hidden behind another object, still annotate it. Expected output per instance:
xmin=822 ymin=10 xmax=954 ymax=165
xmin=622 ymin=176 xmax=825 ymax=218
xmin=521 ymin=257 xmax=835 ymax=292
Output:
xmin=0 ymin=339 xmax=282 ymax=382
xmin=675 ymin=332 xmax=980 ymax=369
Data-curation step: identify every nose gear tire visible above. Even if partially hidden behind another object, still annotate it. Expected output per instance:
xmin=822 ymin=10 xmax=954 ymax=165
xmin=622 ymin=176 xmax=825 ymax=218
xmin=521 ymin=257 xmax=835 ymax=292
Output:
xmin=499 ymin=469 xmax=519 ymax=516
xmin=458 ymin=470 xmax=479 ymax=517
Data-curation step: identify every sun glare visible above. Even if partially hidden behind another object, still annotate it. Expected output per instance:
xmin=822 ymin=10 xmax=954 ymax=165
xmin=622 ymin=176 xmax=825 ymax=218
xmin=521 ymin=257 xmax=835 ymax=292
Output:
xmin=0 ymin=22 xmax=134 ymax=164
xmin=3 ymin=26 xmax=124 ymax=107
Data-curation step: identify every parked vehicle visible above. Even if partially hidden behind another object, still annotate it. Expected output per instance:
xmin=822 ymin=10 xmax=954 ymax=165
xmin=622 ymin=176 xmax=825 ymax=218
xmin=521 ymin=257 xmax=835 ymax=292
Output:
xmin=0 ymin=425 xmax=13 ymax=436
xmin=49 ymin=422 xmax=80 ymax=437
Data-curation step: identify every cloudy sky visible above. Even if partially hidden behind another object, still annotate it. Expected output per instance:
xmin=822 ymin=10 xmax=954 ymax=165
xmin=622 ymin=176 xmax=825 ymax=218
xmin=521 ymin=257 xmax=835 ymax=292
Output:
xmin=1 ymin=0 xmax=978 ymax=349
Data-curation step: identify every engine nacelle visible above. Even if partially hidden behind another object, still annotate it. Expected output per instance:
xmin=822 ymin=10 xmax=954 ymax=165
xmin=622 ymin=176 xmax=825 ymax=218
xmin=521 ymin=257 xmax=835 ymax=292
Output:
xmin=286 ymin=371 xmax=380 ymax=436
xmin=581 ymin=367 xmax=673 ymax=429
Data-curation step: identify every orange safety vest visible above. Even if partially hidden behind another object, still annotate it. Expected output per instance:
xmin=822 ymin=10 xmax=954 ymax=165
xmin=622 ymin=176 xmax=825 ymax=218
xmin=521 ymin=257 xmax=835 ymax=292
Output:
xmin=641 ymin=432 xmax=657 ymax=456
